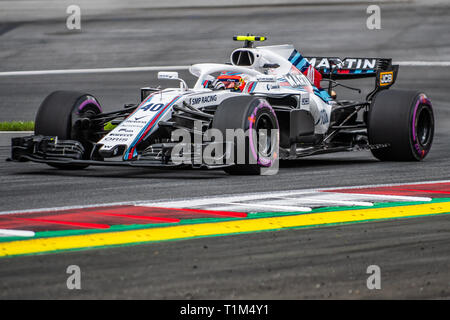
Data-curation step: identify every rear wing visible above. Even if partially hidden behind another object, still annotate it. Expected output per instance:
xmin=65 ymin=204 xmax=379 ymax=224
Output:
xmin=304 ymin=57 xmax=398 ymax=88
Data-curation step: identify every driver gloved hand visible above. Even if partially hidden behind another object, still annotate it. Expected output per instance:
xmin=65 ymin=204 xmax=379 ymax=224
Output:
xmin=211 ymin=79 xmax=226 ymax=90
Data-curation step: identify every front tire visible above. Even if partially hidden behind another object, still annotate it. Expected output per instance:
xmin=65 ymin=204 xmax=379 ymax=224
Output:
xmin=212 ymin=96 xmax=279 ymax=175
xmin=368 ymin=89 xmax=434 ymax=161
xmin=35 ymin=90 xmax=103 ymax=169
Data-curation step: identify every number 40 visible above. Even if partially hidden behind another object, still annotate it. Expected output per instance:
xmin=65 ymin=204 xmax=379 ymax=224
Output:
xmin=141 ymin=103 xmax=164 ymax=112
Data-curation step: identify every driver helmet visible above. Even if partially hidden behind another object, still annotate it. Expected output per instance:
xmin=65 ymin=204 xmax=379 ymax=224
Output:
xmin=216 ymin=72 xmax=246 ymax=92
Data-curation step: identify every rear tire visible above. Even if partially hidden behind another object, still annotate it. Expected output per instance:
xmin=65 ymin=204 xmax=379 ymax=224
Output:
xmin=368 ymin=89 xmax=434 ymax=161
xmin=212 ymin=96 xmax=279 ymax=175
xmin=35 ymin=90 xmax=102 ymax=169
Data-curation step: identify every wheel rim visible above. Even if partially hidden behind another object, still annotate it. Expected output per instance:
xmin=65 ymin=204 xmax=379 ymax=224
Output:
xmin=255 ymin=114 xmax=274 ymax=157
xmin=416 ymin=106 xmax=433 ymax=147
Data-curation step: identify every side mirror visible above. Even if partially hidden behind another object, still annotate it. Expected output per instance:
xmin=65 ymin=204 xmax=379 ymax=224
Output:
xmin=157 ymin=71 xmax=188 ymax=91
xmin=158 ymin=71 xmax=179 ymax=80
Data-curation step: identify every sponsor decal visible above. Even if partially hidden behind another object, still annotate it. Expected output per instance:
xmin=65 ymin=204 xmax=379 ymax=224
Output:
xmin=118 ymin=128 xmax=133 ymax=133
xmin=266 ymin=83 xmax=280 ymax=91
xmin=379 ymin=71 xmax=394 ymax=86
xmin=141 ymin=103 xmax=165 ymax=112
xmin=189 ymin=95 xmax=217 ymax=106
xmin=301 ymin=97 xmax=310 ymax=105
xmin=315 ymin=109 xmax=329 ymax=125
xmin=107 ymin=133 xmax=133 ymax=137
xmin=134 ymin=115 xmax=150 ymax=121
xmin=257 ymin=76 xmax=277 ymax=82
xmin=124 ymin=120 xmax=147 ymax=125
xmin=284 ymin=73 xmax=309 ymax=88
xmin=103 ymin=136 xmax=130 ymax=143
xmin=306 ymin=57 xmax=377 ymax=70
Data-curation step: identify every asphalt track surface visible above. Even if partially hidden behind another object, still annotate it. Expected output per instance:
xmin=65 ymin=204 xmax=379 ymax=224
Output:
xmin=0 ymin=1 xmax=449 ymax=299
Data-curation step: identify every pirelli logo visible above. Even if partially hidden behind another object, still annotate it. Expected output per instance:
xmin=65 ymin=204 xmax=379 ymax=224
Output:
xmin=379 ymin=71 xmax=394 ymax=86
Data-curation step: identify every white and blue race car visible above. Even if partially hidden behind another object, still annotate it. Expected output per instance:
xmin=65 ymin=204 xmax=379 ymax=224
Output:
xmin=11 ymin=35 xmax=434 ymax=175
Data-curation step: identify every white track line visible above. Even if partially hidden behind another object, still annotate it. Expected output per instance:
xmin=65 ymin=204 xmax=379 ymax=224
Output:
xmin=278 ymin=196 xmax=373 ymax=207
xmin=139 ymin=193 xmax=304 ymax=208
xmin=0 ymin=61 xmax=448 ymax=77
xmin=328 ymin=193 xmax=432 ymax=202
xmin=320 ymin=179 xmax=450 ymax=190
xmin=222 ymin=202 xmax=312 ymax=212
xmin=0 ymin=65 xmax=191 ymax=77
xmin=0 ymin=229 xmax=35 ymax=237
xmin=396 ymin=61 xmax=450 ymax=67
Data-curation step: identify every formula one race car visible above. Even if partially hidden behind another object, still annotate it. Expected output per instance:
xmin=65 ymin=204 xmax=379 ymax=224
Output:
xmin=10 ymin=35 xmax=434 ymax=175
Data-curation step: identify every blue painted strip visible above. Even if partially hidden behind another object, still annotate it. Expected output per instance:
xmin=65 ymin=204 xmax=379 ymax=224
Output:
xmin=296 ymin=58 xmax=308 ymax=72
xmin=288 ymin=50 xmax=299 ymax=62
xmin=290 ymin=52 xmax=302 ymax=65
xmin=317 ymin=89 xmax=332 ymax=102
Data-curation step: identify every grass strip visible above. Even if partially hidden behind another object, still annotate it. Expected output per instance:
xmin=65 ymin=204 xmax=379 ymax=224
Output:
xmin=0 ymin=121 xmax=116 ymax=131
xmin=0 ymin=121 xmax=34 ymax=131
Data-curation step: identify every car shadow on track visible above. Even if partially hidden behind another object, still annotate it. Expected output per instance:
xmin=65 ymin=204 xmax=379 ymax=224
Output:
xmin=280 ymin=158 xmax=378 ymax=169
xmin=9 ymin=166 xmax=229 ymax=180
xmin=8 ymin=156 xmax=379 ymax=180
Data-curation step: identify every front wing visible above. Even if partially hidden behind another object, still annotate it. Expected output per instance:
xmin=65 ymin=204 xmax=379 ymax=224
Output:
xmin=9 ymin=135 xmax=232 ymax=169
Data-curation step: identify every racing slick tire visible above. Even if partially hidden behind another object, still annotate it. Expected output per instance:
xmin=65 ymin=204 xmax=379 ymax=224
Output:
xmin=368 ymin=89 xmax=434 ymax=161
xmin=212 ymin=96 xmax=279 ymax=175
xmin=35 ymin=90 xmax=103 ymax=169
